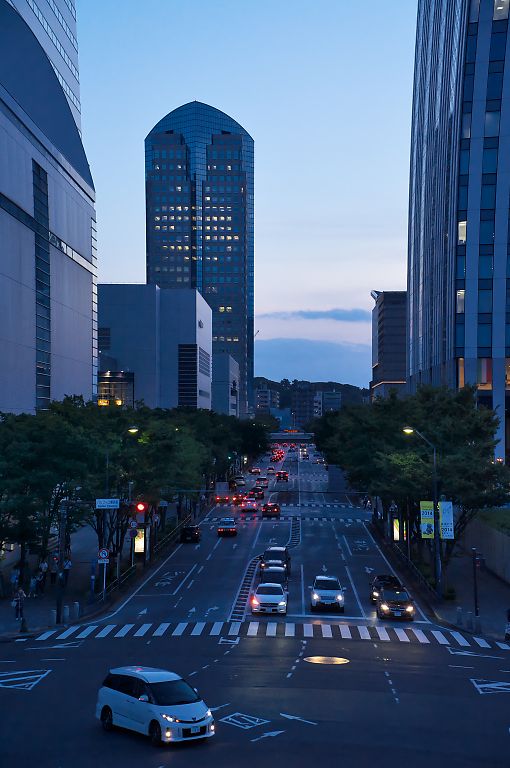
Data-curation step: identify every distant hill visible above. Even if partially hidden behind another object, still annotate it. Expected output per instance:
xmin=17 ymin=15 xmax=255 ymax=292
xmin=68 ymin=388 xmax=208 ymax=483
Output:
xmin=254 ymin=376 xmax=367 ymax=409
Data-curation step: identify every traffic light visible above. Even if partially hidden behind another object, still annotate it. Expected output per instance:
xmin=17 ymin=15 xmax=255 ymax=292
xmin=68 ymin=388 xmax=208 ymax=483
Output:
xmin=135 ymin=501 xmax=148 ymax=515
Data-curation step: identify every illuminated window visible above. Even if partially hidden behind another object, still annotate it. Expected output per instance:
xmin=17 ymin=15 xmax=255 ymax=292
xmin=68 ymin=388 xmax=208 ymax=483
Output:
xmin=458 ymin=221 xmax=467 ymax=244
xmin=458 ymin=357 xmax=465 ymax=388
xmin=477 ymin=358 xmax=492 ymax=390
xmin=456 ymin=290 xmax=465 ymax=313
xmin=494 ymin=0 xmax=509 ymax=19
xmin=219 ymin=306 xmax=225 ymax=312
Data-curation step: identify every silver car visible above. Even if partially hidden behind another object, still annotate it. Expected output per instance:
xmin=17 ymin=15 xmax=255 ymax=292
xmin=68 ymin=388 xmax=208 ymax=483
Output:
xmin=251 ymin=583 xmax=287 ymax=615
xmin=310 ymin=575 xmax=345 ymax=612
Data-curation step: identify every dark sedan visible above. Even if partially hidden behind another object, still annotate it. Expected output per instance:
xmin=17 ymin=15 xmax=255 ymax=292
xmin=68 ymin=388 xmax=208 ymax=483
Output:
xmin=376 ymin=588 xmax=415 ymax=620
xmin=369 ymin=574 xmax=402 ymax=604
xmin=180 ymin=525 xmax=201 ymax=543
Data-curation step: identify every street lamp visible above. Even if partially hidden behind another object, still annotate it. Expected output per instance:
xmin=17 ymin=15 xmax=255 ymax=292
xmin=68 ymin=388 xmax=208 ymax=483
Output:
xmin=402 ymin=426 xmax=442 ymax=597
xmin=128 ymin=426 xmax=139 ymax=434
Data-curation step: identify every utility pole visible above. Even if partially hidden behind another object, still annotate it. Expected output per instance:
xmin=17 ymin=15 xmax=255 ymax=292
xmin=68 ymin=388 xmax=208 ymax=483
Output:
xmin=55 ymin=499 xmax=68 ymax=624
xmin=472 ymin=547 xmax=480 ymax=618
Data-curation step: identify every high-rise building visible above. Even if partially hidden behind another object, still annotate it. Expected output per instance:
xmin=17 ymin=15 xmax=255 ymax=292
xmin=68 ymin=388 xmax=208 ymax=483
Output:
xmin=0 ymin=0 xmax=96 ymax=413
xmin=212 ymin=353 xmax=240 ymax=417
xmin=98 ymin=285 xmax=212 ymax=410
xmin=145 ymin=101 xmax=254 ymax=417
xmin=408 ymin=0 xmax=510 ymax=458
xmin=6 ymin=0 xmax=81 ymax=129
xmin=255 ymin=386 xmax=280 ymax=414
xmin=370 ymin=290 xmax=407 ymax=400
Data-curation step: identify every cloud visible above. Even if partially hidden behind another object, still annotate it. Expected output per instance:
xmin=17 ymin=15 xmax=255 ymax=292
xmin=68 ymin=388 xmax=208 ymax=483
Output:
xmin=255 ymin=338 xmax=371 ymax=389
xmin=257 ymin=308 xmax=371 ymax=323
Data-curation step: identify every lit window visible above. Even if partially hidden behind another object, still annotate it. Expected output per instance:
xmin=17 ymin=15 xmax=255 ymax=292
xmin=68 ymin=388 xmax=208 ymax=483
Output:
xmin=458 ymin=221 xmax=467 ymax=244
xmin=477 ymin=358 xmax=492 ymax=390
xmin=494 ymin=0 xmax=509 ymax=20
xmin=456 ymin=290 xmax=465 ymax=313
xmin=219 ymin=306 xmax=225 ymax=312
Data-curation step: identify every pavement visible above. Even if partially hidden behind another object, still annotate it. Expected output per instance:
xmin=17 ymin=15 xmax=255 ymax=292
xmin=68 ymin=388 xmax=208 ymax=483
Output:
xmin=1 ymin=447 xmax=510 ymax=766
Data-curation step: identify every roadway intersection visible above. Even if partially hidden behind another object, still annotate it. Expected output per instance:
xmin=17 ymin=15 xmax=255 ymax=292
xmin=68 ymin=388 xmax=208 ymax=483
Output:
xmin=1 ymin=448 xmax=509 ymax=766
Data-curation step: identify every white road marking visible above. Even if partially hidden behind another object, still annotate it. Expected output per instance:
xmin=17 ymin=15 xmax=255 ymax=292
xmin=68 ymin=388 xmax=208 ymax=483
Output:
xmin=172 ymin=622 xmax=188 ymax=636
xmin=114 ymin=624 xmax=134 ymax=638
xmin=474 ymin=637 xmax=491 ymax=648
xmin=36 ymin=631 xmax=57 ymax=641
xmin=285 ymin=623 xmax=295 ymax=637
xmin=186 ymin=580 xmax=194 ymax=590
xmin=394 ymin=628 xmax=410 ymax=642
xmin=247 ymin=622 xmax=259 ymax=636
xmin=357 ymin=625 xmax=371 ymax=640
xmin=321 ymin=624 xmax=332 ymax=638
xmin=300 ymin=564 xmax=305 ymax=615
xmin=303 ymin=624 xmax=313 ymax=638
xmin=339 ymin=625 xmax=352 ymax=639
xmin=172 ymin=563 xmax=197 ymax=595
xmin=450 ymin=631 xmax=470 ymax=647
xmin=153 ymin=623 xmax=171 ymax=637
xmin=411 ymin=628 xmax=429 ymax=644
xmin=266 ymin=622 xmax=277 ymax=637
xmin=496 ymin=642 xmax=510 ymax=650
xmin=342 ymin=536 xmax=352 ymax=558
xmin=228 ymin=622 xmax=241 ymax=636
xmin=375 ymin=626 xmax=390 ymax=641
xmin=210 ymin=622 xmax=223 ymax=636
xmin=75 ymin=625 xmax=97 ymax=639
xmin=96 ymin=624 xmax=116 ymax=638
xmin=344 ymin=565 xmax=366 ymax=618
xmin=431 ymin=630 xmax=450 ymax=645
xmin=190 ymin=622 xmax=205 ymax=636
xmin=133 ymin=623 xmax=151 ymax=637
xmin=54 ymin=626 xmax=80 ymax=640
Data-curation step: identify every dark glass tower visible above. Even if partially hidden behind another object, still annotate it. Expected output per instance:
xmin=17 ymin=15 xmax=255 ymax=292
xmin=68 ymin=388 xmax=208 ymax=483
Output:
xmin=408 ymin=0 xmax=510 ymax=459
xmin=145 ymin=101 xmax=254 ymax=416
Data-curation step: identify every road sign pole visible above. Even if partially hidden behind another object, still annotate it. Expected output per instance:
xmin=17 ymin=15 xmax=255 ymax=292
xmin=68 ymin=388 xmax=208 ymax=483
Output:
xmin=103 ymin=562 xmax=107 ymax=601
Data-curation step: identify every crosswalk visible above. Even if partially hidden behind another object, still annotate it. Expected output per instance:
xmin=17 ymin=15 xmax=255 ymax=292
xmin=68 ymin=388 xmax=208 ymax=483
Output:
xmin=207 ymin=516 xmax=367 ymax=523
xmin=215 ymin=503 xmax=360 ymax=510
xmin=33 ymin=621 xmax=510 ymax=650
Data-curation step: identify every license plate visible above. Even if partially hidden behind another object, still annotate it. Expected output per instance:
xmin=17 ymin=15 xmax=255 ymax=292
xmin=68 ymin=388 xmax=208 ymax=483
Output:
xmin=393 ymin=611 xmax=401 ymax=617
xmin=190 ymin=726 xmax=200 ymax=734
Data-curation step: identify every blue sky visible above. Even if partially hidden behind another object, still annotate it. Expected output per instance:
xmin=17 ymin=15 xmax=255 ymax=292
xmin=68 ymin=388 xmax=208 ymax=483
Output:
xmin=78 ymin=1 xmax=417 ymax=389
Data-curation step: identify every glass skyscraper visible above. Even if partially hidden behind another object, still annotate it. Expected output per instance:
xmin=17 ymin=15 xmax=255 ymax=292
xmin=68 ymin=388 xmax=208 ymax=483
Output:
xmin=145 ymin=101 xmax=254 ymax=416
xmin=408 ymin=0 xmax=510 ymax=458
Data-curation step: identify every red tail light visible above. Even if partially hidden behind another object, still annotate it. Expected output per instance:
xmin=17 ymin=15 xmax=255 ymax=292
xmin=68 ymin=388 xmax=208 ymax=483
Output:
xmin=252 ymin=597 xmax=259 ymax=606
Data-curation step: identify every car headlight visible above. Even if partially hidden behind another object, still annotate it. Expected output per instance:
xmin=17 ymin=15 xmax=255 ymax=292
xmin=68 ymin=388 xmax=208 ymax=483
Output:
xmin=373 ymin=591 xmax=379 ymax=597
xmin=162 ymin=714 xmax=175 ymax=722
xmin=278 ymin=601 xmax=286 ymax=606
xmin=380 ymin=603 xmax=389 ymax=612
xmin=206 ymin=709 xmax=212 ymax=717
xmin=312 ymin=593 xmax=319 ymax=600
xmin=336 ymin=594 xmax=344 ymax=601
xmin=406 ymin=605 xmax=414 ymax=613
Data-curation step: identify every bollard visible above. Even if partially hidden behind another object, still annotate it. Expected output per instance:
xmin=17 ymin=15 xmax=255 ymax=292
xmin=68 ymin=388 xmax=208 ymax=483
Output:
xmin=474 ymin=616 xmax=482 ymax=634
xmin=466 ymin=611 xmax=473 ymax=631
xmin=456 ymin=606 xmax=463 ymax=627
xmin=73 ymin=601 xmax=80 ymax=619
xmin=50 ymin=609 xmax=57 ymax=626
xmin=62 ymin=604 xmax=70 ymax=623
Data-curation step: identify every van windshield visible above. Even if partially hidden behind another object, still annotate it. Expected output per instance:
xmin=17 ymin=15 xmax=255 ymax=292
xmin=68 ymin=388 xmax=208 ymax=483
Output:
xmin=149 ymin=679 xmax=200 ymax=706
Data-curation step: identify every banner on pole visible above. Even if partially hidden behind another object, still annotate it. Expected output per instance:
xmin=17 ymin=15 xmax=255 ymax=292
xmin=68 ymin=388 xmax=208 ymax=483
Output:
xmin=439 ymin=501 xmax=454 ymax=540
xmin=420 ymin=501 xmax=434 ymax=539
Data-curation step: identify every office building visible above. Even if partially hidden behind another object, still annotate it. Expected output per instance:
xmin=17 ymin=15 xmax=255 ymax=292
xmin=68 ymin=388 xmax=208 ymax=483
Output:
xmin=408 ymin=0 xmax=510 ymax=457
xmin=145 ymin=101 xmax=254 ymax=416
xmin=212 ymin=353 xmax=240 ymax=417
xmin=0 ymin=0 xmax=96 ymax=413
xmin=291 ymin=384 xmax=318 ymax=428
xmin=7 ymin=0 xmax=81 ymax=129
xmin=322 ymin=390 xmax=342 ymax=412
xmin=255 ymin=386 xmax=280 ymax=414
xmin=98 ymin=285 xmax=212 ymax=410
xmin=370 ymin=290 xmax=406 ymax=400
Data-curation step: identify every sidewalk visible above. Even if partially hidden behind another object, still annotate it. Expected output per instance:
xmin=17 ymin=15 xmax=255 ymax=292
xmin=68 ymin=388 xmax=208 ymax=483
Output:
xmin=433 ymin=546 xmax=510 ymax=640
xmin=0 ymin=525 xmax=100 ymax=637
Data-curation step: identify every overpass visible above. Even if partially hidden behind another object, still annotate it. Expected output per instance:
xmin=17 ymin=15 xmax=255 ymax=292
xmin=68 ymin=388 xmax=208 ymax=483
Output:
xmin=269 ymin=431 xmax=314 ymax=443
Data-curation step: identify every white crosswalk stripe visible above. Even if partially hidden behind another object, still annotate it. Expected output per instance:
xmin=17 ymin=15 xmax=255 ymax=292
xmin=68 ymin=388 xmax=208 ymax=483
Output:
xmin=32 ymin=621 xmax=502 ymax=650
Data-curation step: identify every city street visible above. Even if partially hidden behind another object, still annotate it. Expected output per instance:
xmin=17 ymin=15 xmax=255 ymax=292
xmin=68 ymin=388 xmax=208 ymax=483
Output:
xmin=1 ymin=449 xmax=508 ymax=767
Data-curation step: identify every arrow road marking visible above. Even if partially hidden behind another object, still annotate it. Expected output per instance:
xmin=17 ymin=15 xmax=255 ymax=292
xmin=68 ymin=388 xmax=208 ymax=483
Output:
xmin=280 ymin=712 xmax=318 ymax=725
xmin=470 ymin=679 xmax=510 ymax=695
xmin=321 ymin=564 xmax=327 ymax=573
xmin=251 ymin=730 xmax=285 ymax=742
xmin=447 ymin=647 xmax=503 ymax=660
xmin=218 ymin=637 xmax=240 ymax=645
xmin=138 ymin=608 xmax=147 ymax=615
xmin=210 ymin=703 xmax=231 ymax=712
xmin=364 ymin=566 xmax=374 ymax=574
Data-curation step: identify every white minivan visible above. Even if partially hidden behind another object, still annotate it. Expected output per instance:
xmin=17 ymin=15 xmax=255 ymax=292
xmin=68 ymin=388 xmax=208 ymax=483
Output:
xmin=96 ymin=666 xmax=215 ymax=745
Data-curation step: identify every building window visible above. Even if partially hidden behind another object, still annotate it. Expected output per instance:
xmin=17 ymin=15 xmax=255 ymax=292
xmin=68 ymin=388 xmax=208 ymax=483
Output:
xmin=477 ymin=359 xmax=492 ymax=390
xmin=493 ymin=0 xmax=510 ymax=20
xmin=98 ymin=327 xmax=111 ymax=351
xmin=458 ymin=358 xmax=465 ymax=388
xmin=478 ymin=289 xmax=493 ymax=313
xmin=505 ymin=358 xmax=510 ymax=389
xmin=456 ymin=290 xmax=465 ymax=313
xmin=485 ymin=110 xmax=501 ymax=136
xmin=480 ymin=219 xmax=495 ymax=244
xmin=458 ymin=220 xmax=467 ymax=244
xmin=478 ymin=324 xmax=492 ymax=347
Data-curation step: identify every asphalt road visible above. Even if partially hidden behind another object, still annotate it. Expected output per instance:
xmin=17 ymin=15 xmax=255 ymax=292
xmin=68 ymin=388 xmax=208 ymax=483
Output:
xmin=1 ymin=447 xmax=509 ymax=767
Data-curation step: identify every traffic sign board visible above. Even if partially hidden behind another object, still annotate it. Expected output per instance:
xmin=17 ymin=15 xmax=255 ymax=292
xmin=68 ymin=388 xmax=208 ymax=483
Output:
xmin=129 ymin=519 xmax=138 ymax=529
xmin=96 ymin=498 xmax=120 ymax=509
xmin=98 ymin=558 xmax=109 ymax=565
xmin=98 ymin=548 xmax=109 ymax=559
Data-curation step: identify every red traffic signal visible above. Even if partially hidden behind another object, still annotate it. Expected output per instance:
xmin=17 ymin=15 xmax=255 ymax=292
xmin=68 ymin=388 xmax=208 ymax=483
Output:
xmin=136 ymin=502 xmax=148 ymax=513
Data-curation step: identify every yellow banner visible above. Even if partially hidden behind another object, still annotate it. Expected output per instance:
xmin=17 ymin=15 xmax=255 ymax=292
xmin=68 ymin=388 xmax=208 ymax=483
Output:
xmin=420 ymin=501 xmax=434 ymax=539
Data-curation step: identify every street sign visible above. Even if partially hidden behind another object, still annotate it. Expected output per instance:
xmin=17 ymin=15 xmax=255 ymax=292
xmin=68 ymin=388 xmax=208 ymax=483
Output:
xmin=96 ymin=498 xmax=120 ymax=509
xmin=98 ymin=558 xmax=109 ymax=565
xmin=129 ymin=519 xmax=138 ymax=529
xmin=98 ymin=548 xmax=109 ymax=559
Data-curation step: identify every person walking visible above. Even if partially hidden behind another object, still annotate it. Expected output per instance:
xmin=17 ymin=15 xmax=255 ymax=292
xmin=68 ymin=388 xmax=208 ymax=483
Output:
xmin=63 ymin=557 xmax=72 ymax=586
xmin=28 ymin=572 xmax=37 ymax=598
xmin=10 ymin=566 xmax=20 ymax=596
xmin=13 ymin=587 xmax=26 ymax=621
xmin=39 ymin=558 xmax=48 ymax=589
xmin=49 ymin=557 xmax=58 ymax=586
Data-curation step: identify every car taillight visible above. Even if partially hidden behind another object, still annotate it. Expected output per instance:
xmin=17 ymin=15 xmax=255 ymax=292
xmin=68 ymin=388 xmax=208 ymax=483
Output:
xmin=252 ymin=597 xmax=259 ymax=605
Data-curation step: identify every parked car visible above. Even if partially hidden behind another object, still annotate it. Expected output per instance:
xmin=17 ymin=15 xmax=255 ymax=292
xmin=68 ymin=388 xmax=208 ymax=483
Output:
xmin=376 ymin=587 xmax=415 ymax=620
xmin=251 ymin=583 xmax=287 ymax=615
xmin=96 ymin=666 xmax=215 ymax=745
xmin=217 ymin=518 xmax=237 ymax=537
xmin=180 ymin=525 xmax=201 ymax=544
xmin=310 ymin=575 xmax=344 ymax=612
xmin=369 ymin=574 xmax=402 ymax=604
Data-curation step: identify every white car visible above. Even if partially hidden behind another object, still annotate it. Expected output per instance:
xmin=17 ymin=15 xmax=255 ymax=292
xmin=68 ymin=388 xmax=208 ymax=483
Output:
xmin=96 ymin=666 xmax=215 ymax=745
xmin=310 ymin=575 xmax=345 ymax=613
xmin=251 ymin=583 xmax=287 ymax=615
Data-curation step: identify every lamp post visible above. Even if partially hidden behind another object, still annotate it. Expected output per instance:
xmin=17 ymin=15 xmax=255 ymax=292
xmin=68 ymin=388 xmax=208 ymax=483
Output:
xmin=403 ymin=426 xmax=442 ymax=597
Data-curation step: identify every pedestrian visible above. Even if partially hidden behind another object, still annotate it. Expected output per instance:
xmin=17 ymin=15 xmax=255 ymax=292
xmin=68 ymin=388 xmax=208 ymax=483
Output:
xmin=12 ymin=587 xmax=26 ymax=621
xmin=28 ymin=572 xmax=37 ymax=598
xmin=49 ymin=557 xmax=58 ymax=586
xmin=39 ymin=558 xmax=48 ymax=588
xmin=10 ymin=566 xmax=20 ymax=596
xmin=35 ymin=569 xmax=44 ymax=595
xmin=63 ymin=557 xmax=72 ymax=586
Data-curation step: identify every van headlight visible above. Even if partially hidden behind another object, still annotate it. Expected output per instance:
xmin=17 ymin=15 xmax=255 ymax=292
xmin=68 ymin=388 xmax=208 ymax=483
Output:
xmin=162 ymin=714 xmax=175 ymax=722
xmin=406 ymin=605 xmax=414 ymax=613
xmin=336 ymin=594 xmax=344 ymax=601
xmin=380 ymin=603 xmax=389 ymax=612
xmin=278 ymin=601 xmax=286 ymax=606
xmin=312 ymin=593 xmax=319 ymax=600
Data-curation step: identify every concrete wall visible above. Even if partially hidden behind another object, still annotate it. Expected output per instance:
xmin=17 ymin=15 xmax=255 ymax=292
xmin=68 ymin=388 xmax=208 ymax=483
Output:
xmin=463 ymin=518 xmax=510 ymax=584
